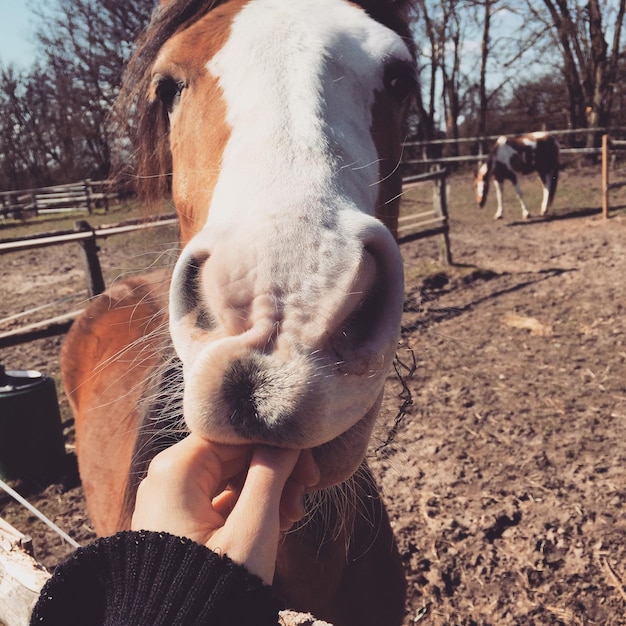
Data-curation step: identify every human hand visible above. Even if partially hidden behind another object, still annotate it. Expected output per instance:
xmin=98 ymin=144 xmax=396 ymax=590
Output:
xmin=131 ymin=433 xmax=320 ymax=584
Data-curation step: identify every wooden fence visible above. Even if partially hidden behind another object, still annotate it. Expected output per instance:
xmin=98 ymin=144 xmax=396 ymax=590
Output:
xmin=0 ymin=215 xmax=178 ymax=348
xmin=0 ymin=172 xmax=451 ymax=349
xmin=398 ymin=168 xmax=451 ymax=264
xmin=0 ymin=180 xmax=118 ymax=220
xmin=0 ymin=517 xmax=50 ymax=625
xmin=401 ymin=127 xmax=626 ymax=169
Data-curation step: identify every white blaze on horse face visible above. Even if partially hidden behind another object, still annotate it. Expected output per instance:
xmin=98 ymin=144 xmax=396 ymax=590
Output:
xmin=168 ymin=0 xmax=410 ymax=466
xmin=204 ymin=0 xmax=412 ymax=228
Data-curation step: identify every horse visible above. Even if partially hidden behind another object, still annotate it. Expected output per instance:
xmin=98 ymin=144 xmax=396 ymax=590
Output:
xmin=475 ymin=131 xmax=560 ymax=219
xmin=61 ymin=1 xmax=417 ymax=624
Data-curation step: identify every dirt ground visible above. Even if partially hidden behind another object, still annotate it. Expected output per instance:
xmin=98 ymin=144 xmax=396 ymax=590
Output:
xmin=1 ymin=168 xmax=625 ymax=625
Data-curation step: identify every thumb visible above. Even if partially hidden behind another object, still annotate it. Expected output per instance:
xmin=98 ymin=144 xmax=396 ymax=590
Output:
xmin=207 ymin=446 xmax=299 ymax=584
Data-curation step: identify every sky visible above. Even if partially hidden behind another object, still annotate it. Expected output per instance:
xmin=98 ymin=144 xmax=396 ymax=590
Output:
xmin=0 ymin=1 xmax=40 ymax=69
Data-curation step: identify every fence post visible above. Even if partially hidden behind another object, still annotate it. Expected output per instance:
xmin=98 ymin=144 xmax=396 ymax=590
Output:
xmin=84 ymin=179 xmax=94 ymax=214
xmin=434 ymin=173 xmax=452 ymax=265
xmin=30 ymin=192 xmax=38 ymax=217
xmin=601 ymin=134 xmax=609 ymax=219
xmin=103 ymin=181 xmax=110 ymax=212
xmin=74 ymin=220 xmax=105 ymax=297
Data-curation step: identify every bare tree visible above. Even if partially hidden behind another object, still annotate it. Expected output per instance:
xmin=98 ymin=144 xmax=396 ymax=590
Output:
xmin=0 ymin=0 xmax=154 ymax=190
xmin=529 ymin=0 xmax=626 ymax=141
xmin=34 ymin=0 xmax=154 ymax=178
xmin=0 ymin=67 xmax=62 ymax=188
xmin=414 ymin=0 xmax=471 ymax=155
xmin=477 ymin=0 xmax=492 ymax=143
xmin=439 ymin=0 xmax=464 ymax=152
xmin=414 ymin=0 xmax=441 ymax=148
xmin=414 ymin=0 xmax=551 ymax=153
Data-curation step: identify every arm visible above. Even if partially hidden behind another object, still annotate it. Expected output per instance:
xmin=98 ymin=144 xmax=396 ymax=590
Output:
xmin=31 ymin=530 xmax=282 ymax=625
xmin=31 ymin=437 xmax=319 ymax=625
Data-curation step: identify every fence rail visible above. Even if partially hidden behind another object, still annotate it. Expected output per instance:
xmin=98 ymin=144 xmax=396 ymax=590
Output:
xmin=402 ymin=126 xmax=626 ymax=148
xmin=0 ymin=180 xmax=119 ymax=219
xmin=401 ymin=127 xmax=626 ymax=171
xmin=402 ymin=146 xmax=603 ymax=168
xmin=0 ymin=215 xmax=178 ymax=254
xmin=0 ymin=214 xmax=178 ymax=348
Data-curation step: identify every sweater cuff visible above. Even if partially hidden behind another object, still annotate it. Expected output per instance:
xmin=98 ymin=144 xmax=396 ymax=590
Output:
xmin=31 ymin=530 xmax=283 ymax=626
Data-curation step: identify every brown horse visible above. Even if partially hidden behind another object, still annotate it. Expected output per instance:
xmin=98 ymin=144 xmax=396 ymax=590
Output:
xmin=62 ymin=1 xmax=416 ymax=624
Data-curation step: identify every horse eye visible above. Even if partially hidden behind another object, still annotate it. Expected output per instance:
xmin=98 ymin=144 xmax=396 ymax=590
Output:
xmin=154 ymin=75 xmax=185 ymax=113
xmin=384 ymin=61 xmax=416 ymax=103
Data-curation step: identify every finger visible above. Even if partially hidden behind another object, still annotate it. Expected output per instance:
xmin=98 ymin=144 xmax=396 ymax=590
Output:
xmin=278 ymin=449 xmax=320 ymax=530
xmin=211 ymin=487 xmax=238 ymax=518
xmin=139 ymin=434 xmax=248 ymax=497
xmin=279 ymin=478 xmax=306 ymax=531
xmin=132 ymin=434 xmax=250 ymax=541
xmin=208 ymin=446 xmax=299 ymax=583
xmin=290 ymin=449 xmax=321 ymax=488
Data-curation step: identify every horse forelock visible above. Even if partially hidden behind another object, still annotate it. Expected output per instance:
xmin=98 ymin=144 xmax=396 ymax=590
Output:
xmin=112 ymin=0 xmax=415 ymax=206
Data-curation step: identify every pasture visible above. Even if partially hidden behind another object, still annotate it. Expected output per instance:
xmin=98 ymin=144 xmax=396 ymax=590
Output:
xmin=1 ymin=165 xmax=625 ymax=624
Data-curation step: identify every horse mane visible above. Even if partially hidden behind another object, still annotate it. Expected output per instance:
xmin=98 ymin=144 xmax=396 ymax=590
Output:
xmin=112 ymin=0 xmax=416 ymax=205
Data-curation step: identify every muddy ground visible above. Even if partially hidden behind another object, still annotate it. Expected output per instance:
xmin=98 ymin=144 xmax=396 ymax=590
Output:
xmin=1 ymin=168 xmax=625 ymax=625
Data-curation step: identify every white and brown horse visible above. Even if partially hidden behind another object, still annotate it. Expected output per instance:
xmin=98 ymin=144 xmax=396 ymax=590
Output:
xmin=62 ymin=0 xmax=416 ymax=624
xmin=475 ymin=131 xmax=560 ymax=219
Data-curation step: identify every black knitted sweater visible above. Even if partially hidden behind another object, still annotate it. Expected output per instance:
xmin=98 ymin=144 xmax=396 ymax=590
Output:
xmin=30 ymin=530 xmax=283 ymax=625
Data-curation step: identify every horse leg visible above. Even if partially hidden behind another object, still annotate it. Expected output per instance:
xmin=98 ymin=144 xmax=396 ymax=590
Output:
xmin=540 ymin=177 xmax=551 ymax=215
xmin=541 ymin=168 xmax=559 ymax=215
xmin=512 ymin=179 xmax=530 ymax=219
xmin=494 ymin=179 xmax=505 ymax=219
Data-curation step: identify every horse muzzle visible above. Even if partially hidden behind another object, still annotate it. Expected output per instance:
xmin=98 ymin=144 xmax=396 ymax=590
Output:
xmin=168 ymin=214 xmax=404 ymax=467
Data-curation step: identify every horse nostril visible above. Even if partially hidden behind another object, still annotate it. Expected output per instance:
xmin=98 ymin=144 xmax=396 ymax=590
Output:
xmin=331 ymin=287 xmax=381 ymax=366
xmin=171 ymin=253 xmax=216 ymax=329
xmin=327 ymin=239 xmax=403 ymax=375
xmin=177 ymin=255 xmax=203 ymax=318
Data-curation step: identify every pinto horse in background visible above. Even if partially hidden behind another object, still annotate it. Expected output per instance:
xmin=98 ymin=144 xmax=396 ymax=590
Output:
xmin=475 ymin=131 xmax=560 ymax=219
xmin=61 ymin=0 xmax=417 ymax=624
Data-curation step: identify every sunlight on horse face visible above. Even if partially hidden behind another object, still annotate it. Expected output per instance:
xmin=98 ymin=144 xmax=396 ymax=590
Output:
xmin=151 ymin=0 xmax=414 ymax=486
